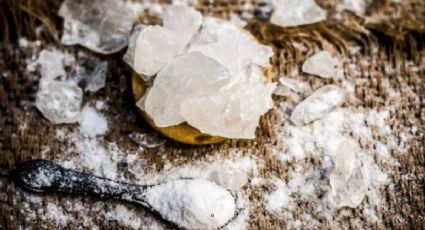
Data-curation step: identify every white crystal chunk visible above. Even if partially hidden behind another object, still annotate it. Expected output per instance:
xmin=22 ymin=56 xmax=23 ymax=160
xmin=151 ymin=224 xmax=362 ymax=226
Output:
xmin=189 ymin=18 xmax=273 ymax=76
xmin=271 ymin=0 xmax=327 ymax=27
xmin=134 ymin=26 xmax=185 ymax=76
xmin=36 ymin=81 xmax=83 ymax=124
xmin=181 ymin=82 xmax=275 ymax=139
xmin=163 ymin=5 xmax=202 ymax=44
xmin=329 ymin=140 xmax=366 ymax=208
xmin=59 ymin=0 xmax=134 ymax=54
xmin=143 ymin=52 xmax=231 ymax=127
xmin=290 ymin=85 xmax=345 ymax=126
xmin=273 ymin=77 xmax=311 ymax=96
xmin=302 ymin=51 xmax=341 ymax=78
xmin=36 ymin=50 xmax=66 ymax=82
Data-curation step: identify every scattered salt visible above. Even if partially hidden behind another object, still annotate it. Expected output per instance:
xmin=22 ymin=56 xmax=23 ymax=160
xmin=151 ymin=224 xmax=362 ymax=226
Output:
xmin=271 ymin=0 xmax=327 ymax=27
xmin=302 ymin=51 xmax=342 ymax=79
xmin=79 ymin=105 xmax=108 ymax=137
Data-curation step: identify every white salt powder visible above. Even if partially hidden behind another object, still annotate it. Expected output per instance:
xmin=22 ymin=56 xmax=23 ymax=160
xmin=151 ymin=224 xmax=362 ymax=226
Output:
xmin=143 ymin=179 xmax=236 ymax=230
xmin=79 ymin=105 xmax=108 ymax=137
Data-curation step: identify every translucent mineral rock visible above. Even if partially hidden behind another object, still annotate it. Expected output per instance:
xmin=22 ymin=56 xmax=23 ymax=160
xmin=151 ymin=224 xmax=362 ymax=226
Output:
xmin=270 ymin=0 xmax=327 ymax=27
xmin=134 ymin=7 xmax=275 ymax=139
xmin=273 ymin=77 xmax=311 ymax=96
xmin=302 ymin=51 xmax=342 ymax=78
xmin=129 ymin=132 xmax=166 ymax=148
xmin=143 ymin=52 xmax=231 ymax=127
xmin=133 ymin=26 xmax=186 ymax=77
xmin=85 ymin=61 xmax=107 ymax=92
xmin=36 ymin=50 xmax=66 ymax=82
xmin=133 ymin=6 xmax=202 ymax=77
xmin=123 ymin=25 xmax=145 ymax=74
xmin=189 ymin=18 xmax=273 ymax=77
xmin=336 ymin=0 xmax=366 ymax=16
xmin=163 ymin=5 xmax=202 ymax=44
xmin=180 ymin=82 xmax=275 ymax=139
xmin=59 ymin=0 xmax=134 ymax=54
xmin=329 ymin=140 xmax=366 ymax=208
xmin=290 ymin=85 xmax=345 ymax=126
xmin=36 ymin=81 xmax=83 ymax=124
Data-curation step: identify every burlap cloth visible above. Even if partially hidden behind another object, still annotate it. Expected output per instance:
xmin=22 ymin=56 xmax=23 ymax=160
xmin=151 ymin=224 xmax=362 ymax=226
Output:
xmin=0 ymin=0 xmax=424 ymax=229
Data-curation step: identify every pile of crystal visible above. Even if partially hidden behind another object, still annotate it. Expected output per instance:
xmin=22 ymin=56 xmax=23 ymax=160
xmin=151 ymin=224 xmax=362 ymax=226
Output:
xmin=126 ymin=6 xmax=275 ymax=139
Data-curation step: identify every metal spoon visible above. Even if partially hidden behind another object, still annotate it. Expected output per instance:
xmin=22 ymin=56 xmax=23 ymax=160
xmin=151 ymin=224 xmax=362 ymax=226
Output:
xmin=11 ymin=159 xmax=236 ymax=230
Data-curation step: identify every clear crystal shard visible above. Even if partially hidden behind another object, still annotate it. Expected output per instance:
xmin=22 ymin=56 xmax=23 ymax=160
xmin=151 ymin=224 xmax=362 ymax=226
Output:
xmin=37 ymin=50 xmax=66 ymax=82
xmin=273 ymin=77 xmax=311 ymax=96
xmin=36 ymin=81 xmax=83 ymax=124
xmin=189 ymin=18 xmax=273 ymax=76
xmin=133 ymin=26 xmax=186 ymax=77
xmin=180 ymin=82 xmax=275 ymax=139
xmin=129 ymin=132 xmax=166 ymax=148
xmin=59 ymin=0 xmax=134 ymax=54
xmin=302 ymin=51 xmax=341 ymax=78
xmin=85 ymin=61 xmax=107 ymax=92
xmin=329 ymin=140 xmax=366 ymax=208
xmin=290 ymin=85 xmax=345 ymax=126
xmin=142 ymin=51 xmax=231 ymax=127
xmin=132 ymin=5 xmax=202 ymax=77
xmin=271 ymin=0 xmax=326 ymax=27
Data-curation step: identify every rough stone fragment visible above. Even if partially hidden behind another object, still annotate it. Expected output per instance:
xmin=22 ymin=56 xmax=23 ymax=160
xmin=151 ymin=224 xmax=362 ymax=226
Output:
xmin=142 ymin=51 xmax=231 ymax=127
xmin=271 ymin=0 xmax=326 ymax=27
xmin=59 ymin=0 xmax=134 ymax=54
xmin=302 ymin=51 xmax=342 ymax=78
xmin=180 ymin=82 xmax=275 ymax=139
xmin=329 ymin=140 xmax=366 ymax=208
xmin=273 ymin=77 xmax=311 ymax=96
xmin=290 ymin=85 xmax=345 ymax=126
xmin=36 ymin=81 xmax=83 ymax=124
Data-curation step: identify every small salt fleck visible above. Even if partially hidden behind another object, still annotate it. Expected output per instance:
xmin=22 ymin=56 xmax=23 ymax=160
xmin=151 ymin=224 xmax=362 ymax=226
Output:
xmin=302 ymin=51 xmax=342 ymax=79
xmin=290 ymin=85 xmax=345 ymax=126
xmin=271 ymin=0 xmax=327 ymax=28
xmin=129 ymin=132 xmax=165 ymax=148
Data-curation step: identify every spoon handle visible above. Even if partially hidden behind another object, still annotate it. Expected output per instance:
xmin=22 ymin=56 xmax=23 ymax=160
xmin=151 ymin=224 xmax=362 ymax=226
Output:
xmin=11 ymin=159 xmax=144 ymax=201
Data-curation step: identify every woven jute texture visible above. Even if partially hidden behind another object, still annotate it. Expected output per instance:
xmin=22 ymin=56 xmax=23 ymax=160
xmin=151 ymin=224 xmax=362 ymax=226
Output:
xmin=0 ymin=0 xmax=424 ymax=229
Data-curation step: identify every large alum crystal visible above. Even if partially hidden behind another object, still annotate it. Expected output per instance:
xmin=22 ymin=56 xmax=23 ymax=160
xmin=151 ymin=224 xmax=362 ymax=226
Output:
xmin=36 ymin=81 xmax=83 ymax=124
xmin=181 ymin=82 xmax=275 ymax=139
xmin=270 ymin=0 xmax=327 ymax=27
xmin=329 ymin=140 xmax=366 ymax=208
xmin=290 ymin=85 xmax=345 ymax=126
xmin=302 ymin=51 xmax=342 ymax=79
xmin=36 ymin=50 xmax=66 ymax=82
xmin=133 ymin=6 xmax=202 ymax=77
xmin=143 ymin=52 xmax=231 ymax=127
xmin=59 ymin=0 xmax=133 ymax=54
xmin=189 ymin=18 xmax=273 ymax=77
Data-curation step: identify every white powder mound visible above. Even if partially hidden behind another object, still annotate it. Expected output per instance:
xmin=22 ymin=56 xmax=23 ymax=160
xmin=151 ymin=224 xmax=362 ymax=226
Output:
xmin=79 ymin=105 xmax=108 ymax=137
xmin=36 ymin=81 xmax=83 ymax=124
xmin=271 ymin=0 xmax=327 ymax=27
xmin=302 ymin=51 xmax=342 ymax=78
xmin=143 ymin=179 xmax=236 ymax=230
xmin=290 ymin=85 xmax=346 ymax=126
